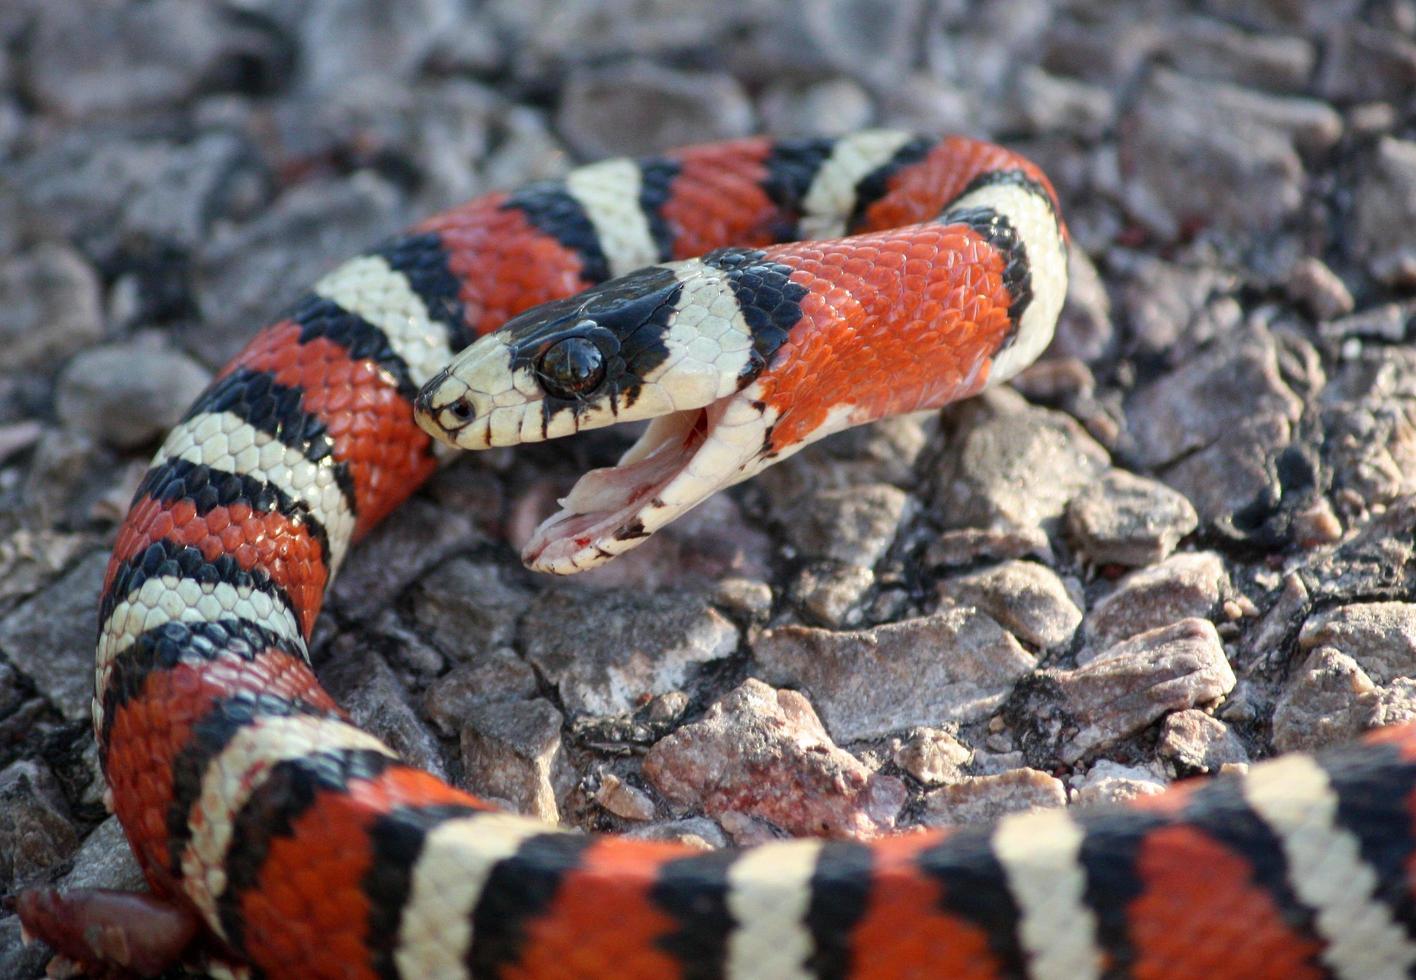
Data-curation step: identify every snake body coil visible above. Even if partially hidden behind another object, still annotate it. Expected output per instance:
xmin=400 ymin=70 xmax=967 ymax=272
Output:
xmin=18 ymin=132 xmax=1416 ymax=980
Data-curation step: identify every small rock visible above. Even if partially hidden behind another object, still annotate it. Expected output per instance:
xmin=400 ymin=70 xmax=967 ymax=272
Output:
xmin=1160 ymin=16 xmax=1315 ymax=91
xmin=0 ymin=760 xmax=78 ymax=892
xmin=1083 ymin=552 xmax=1229 ymax=653
xmin=939 ymin=560 xmax=1082 ymax=650
xmin=790 ymin=561 xmax=874 ymax=628
xmin=422 ymin=648 xmax=539 ymax=736
xmin=624 ymin=817 xmax=726 ymax=851
xmin=713 ymin=577 xmax=774 ymax=621
xmin=59 ymin=816 xmax=144 ymax=892
xmin=753 ymin=608 xmax=1036 ymax=742
xmin=1299 ymin=602 xmax=1416 ymax=685
xmin=758 ymin=78 xmax=873 ymax=136
xmin=1317 ymin=22 xmax=1416 ymax=104
xmin=1114 ymin=252 xmax=1241 ymax=359
xmin=921 ymin=768 xmax=1066 ymax=827
xmin=0 ymin=551 xmax=108 ymax=723
xmin=557 ymin=63 xmax=753 ymax=158
xmin=0 ymin=243 xmax=104 ymax=373
xmin=1009 ymin=67 xmax=1113 ymax=142
xmin=594 ymin=773 xmax=656 ymax=822
xmin=296 ymin=0 xmax=462 ymax=93
xmin=409 ymin=557 xmax=533 ymax=660
xmin=1125 ymin=326 xmax=1303 ymax=469
xmin=1353 ymin=137 xmax=1416 ymax=287
xmin=1073 ymin=760 xmax=1167 ymax=806
xmin=56 ymin=337 xmax=211 ymax=449
xmin=1067 ymin=469 xmax=1199 ymax=567
xmin=777 ymin=483 xmax=911 ymax=567
xmin=1272 ymin=647 xmax=1381 ymax=753
xmin=925 ymin=526 xmax=1053 ymax=568
xmin=1158 ymin=709 xmax=1249 ymax=773
xmin=931 ymin=398 xmax=1110 ymax=536
xmin=1054 ymin=618 xmax=1236 ymax=763
xmin=519 ymin=589 xmax=738 ymax=716
xmin=320 ymin=647 xmax=446 ymax=779
xmin=644 ymin=680 xmax=905 ymax=839
xmin=892 ymin=728 xmax=973 ymax=785
xmin=1286 ymin=257 xmax=1355 ymax=321
xmin=459 ymin=698 xmax=565 ymax=822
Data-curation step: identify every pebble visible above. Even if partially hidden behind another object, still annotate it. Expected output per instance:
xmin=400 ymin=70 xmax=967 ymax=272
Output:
xmin=0 ymin=760 xmax=77 ymax=893
xmin=1114 ymin=252 xmax=1241 ymax=359
xmin=925 ymin=526 xmax=1053 ymax=569
xmin=752 ymin=608 xmax=1036 ymax=743
xmin=459 ymin=698 xmax=566 ymax=822
xmin=593 ymin=773 xmax=656 ymax=822
xmin=0 ymin=551 xmax=108 ymax=723
xmin=891 ymin=728 xmax=973 ymax=786
xmin=625 ymin=817 xmax=727 ymax=851
xmin=776 ymin=483 xmax=911 ymax=567
xmin=643 ymin=679 xmax=906 ymax=839
xmin=931 ymin=397 xmax=1110 ymax=536
xmin=1353 ymin=137 xmax=1416 ymax=287
xmin=1082 ymin=551 xmax=1229 ymax=654
xmin=1316 ymin=22 xmax=1416 ymax=104
xmin=1286 ymin=257 xmax=1355 ymax=321
xmin=921 ymin=768 xmax=1066 ymax=827
xmin=1073 ymin=760 xmax=1168 ymax=806
xmin=557 ymin=63 xmax=753 ymax=159
xmin=790 ymin=560 xmax=874 ymax=628
xmin=0 ymin=243 xmax=104 ymax=373
xmin=1158 ymin=709 xmax=1250 ymax=773
xmin=1052 ymin=618 xmax=1236 ymax=763
xmin=519 ymin=589 xmax=738 ymax=716
xmin=422 ymin=649 xmax=539 ymax=736
xmin=296 ymin=0 xmax=462 ymax=93
xmin=758 ymin=77 xmax=873 ymax=137
xmin=1008 ymin=67 xmax=1114 ymax=142
xmin=1271 ymin=647 xmax=1380 ymax=753
xmin=1066 ymin=469 xmax=1198 ymax=567
xmin=55 ymin=337 xmax=211 ymax=449
xmin=938 ymin=560 xmax=1082 ymax=651
xmin=408 ymin=557 xmax=534 ymax=660
xmin=1160 ymin=16 xmax=1315 ymax=91
xmin=1299 ymin=602 xmax=1416 ymax=685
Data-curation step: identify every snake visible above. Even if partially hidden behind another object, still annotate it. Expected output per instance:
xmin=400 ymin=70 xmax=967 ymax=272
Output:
xmin=14 ymin=130 xmax=1416 ymax=979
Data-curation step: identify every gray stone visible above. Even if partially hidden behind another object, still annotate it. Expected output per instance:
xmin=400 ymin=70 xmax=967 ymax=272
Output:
xmin=320 ymin=647 xmax=446 ymax=779
xmin=891 ymin=728 xmax=973 ymax=786
xmin=1073 ymin=760 xmax=1167 ymax=806
xmin=557 ymin=63 xmax=752 ymax=159
xmin=296 ymin=0 xmax=462 ymax=93
xmin=758 ymin=78 xmax=874 ymax=137
xmin=1353 ymin=138 xmax=1416 ymax=287
xmin=0 ymin=243 xmax=103 ymax=373
xmin=594 ymin=773 xmax=656 ymax=822
xmin=1162 ymin=412 xmax=1296 ymax=527
xmin=1125 ymin=327 xmax=1302 ymax=469
xmin=1008 ymin=67 xmax=1114 ymax=142
xmin=625 ymin=817 xmax=727 ymax=851
xmin=422 ymin=648 xmax=539 ymax=737
xmin=194 ymin=173 xmax=405 ymax=367
xmin=1272 ymin=647 xmax=1380 ymax=753
xmin=752 ymin=608 xmax=1036 ymax=742
xmin=797 ymin=0 xmax=929 ymax=86
xmin=56 ymin=337 xmax=211 ymax=449
xmin=1299 ymin=602 xmax=1416 ymax=686
xmin=408 ymin=557 xmax=534 ymax=661
xmin=777 ymin=483 xmax=911 ymax=567
xmin=59 ymin=816 xmax=144 ymax=893
xmin=519 ymin=589 xmax=738 ymax=716
xmin=643 ymin=679 xmax=905 ymax=838
xmin=925 ymin=526 xmax=1054 ymax=569
xmin=931 ymin=396 xmax=1110 ymax=536
xmin=758 ymin=413 xmax=935 ymax=498
xmin=1114 ymin=253 xmax=1241 ymax=360
xmin=939 ymin=560 xmax=1082 ymax=651
xmin=0 ymin=551 xmax=108 ymax=723
xmin=1287 ymin=257 xmax=1355 ymax=321
xmin=1083 ymin=552 xmax=1229 ymax=653
xmin=459 ymin=698 xmax=565 ymax=821
xmin=1054 ymin=618 xmax=1236 ymax=763
xmin=1067 ymin=470 xmax=1199 ymax=567
xmin=712 ymin=577 xmax=774 ymax=622
xmin=1201 ymin=0 xmax=1360 ymax=31
xmin=790 ymin=561 xmax=875 ymax=628
xmin=1120 ymin=69 xmax=1341 ymax=239
xmin=921 ymin=768 xmax=1066 ymax=827
xmin=1317 ymin=22 xmax=1416 ymax=104
xmin=1158 ymin=709 xmax=1249 ymax=773
xmin=0 ymin=760 xmax=77 ymax=893
xmin=1160 ymin=16 xmax=1315 ymax=91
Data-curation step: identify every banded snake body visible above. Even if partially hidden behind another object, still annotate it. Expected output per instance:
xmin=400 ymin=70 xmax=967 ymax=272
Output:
xmin=16 ymin=131 xmax=1416 ymax=980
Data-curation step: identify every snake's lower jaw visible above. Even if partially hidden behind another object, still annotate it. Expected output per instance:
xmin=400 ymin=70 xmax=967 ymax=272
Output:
xmin=521 ymin=390 xmax=772 ymax=574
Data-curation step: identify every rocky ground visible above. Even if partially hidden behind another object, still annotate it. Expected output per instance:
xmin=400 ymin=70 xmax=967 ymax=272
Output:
xmin=1 ymin=0 xmax=1415 ymax=974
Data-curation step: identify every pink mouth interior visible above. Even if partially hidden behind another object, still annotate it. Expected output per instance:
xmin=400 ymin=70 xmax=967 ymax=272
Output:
xmin=521 ymin=407 xmax=712 ymax=569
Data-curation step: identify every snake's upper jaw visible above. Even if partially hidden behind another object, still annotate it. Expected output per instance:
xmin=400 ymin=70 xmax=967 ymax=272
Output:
xmin=521 ymin=389 xmax=771 ymax=574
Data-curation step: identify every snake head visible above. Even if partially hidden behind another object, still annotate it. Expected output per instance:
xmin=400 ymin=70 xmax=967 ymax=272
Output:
xmin=414 ymin=259 xmax=781 ymax=574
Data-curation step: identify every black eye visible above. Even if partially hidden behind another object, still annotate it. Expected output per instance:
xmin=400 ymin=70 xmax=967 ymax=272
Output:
xmin=537 ymin=337 xmax=606 ymax=400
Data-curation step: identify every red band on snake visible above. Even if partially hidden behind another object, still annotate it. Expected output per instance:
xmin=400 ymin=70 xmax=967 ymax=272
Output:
xmin=17 ymin=131 xmax=1416 ymax=980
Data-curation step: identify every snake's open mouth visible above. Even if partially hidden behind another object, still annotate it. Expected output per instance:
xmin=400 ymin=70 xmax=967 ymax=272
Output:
xmin=522 ymin=395 xmax=765 ymax=573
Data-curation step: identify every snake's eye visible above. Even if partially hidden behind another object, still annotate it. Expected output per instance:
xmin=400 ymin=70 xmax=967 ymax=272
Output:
xmin=537 ymin=337 xmax=606 ymax=400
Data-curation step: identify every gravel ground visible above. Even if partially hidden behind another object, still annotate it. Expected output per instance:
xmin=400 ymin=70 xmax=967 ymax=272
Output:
xmin=2 ymin=0 xmax=1416 ymax=975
